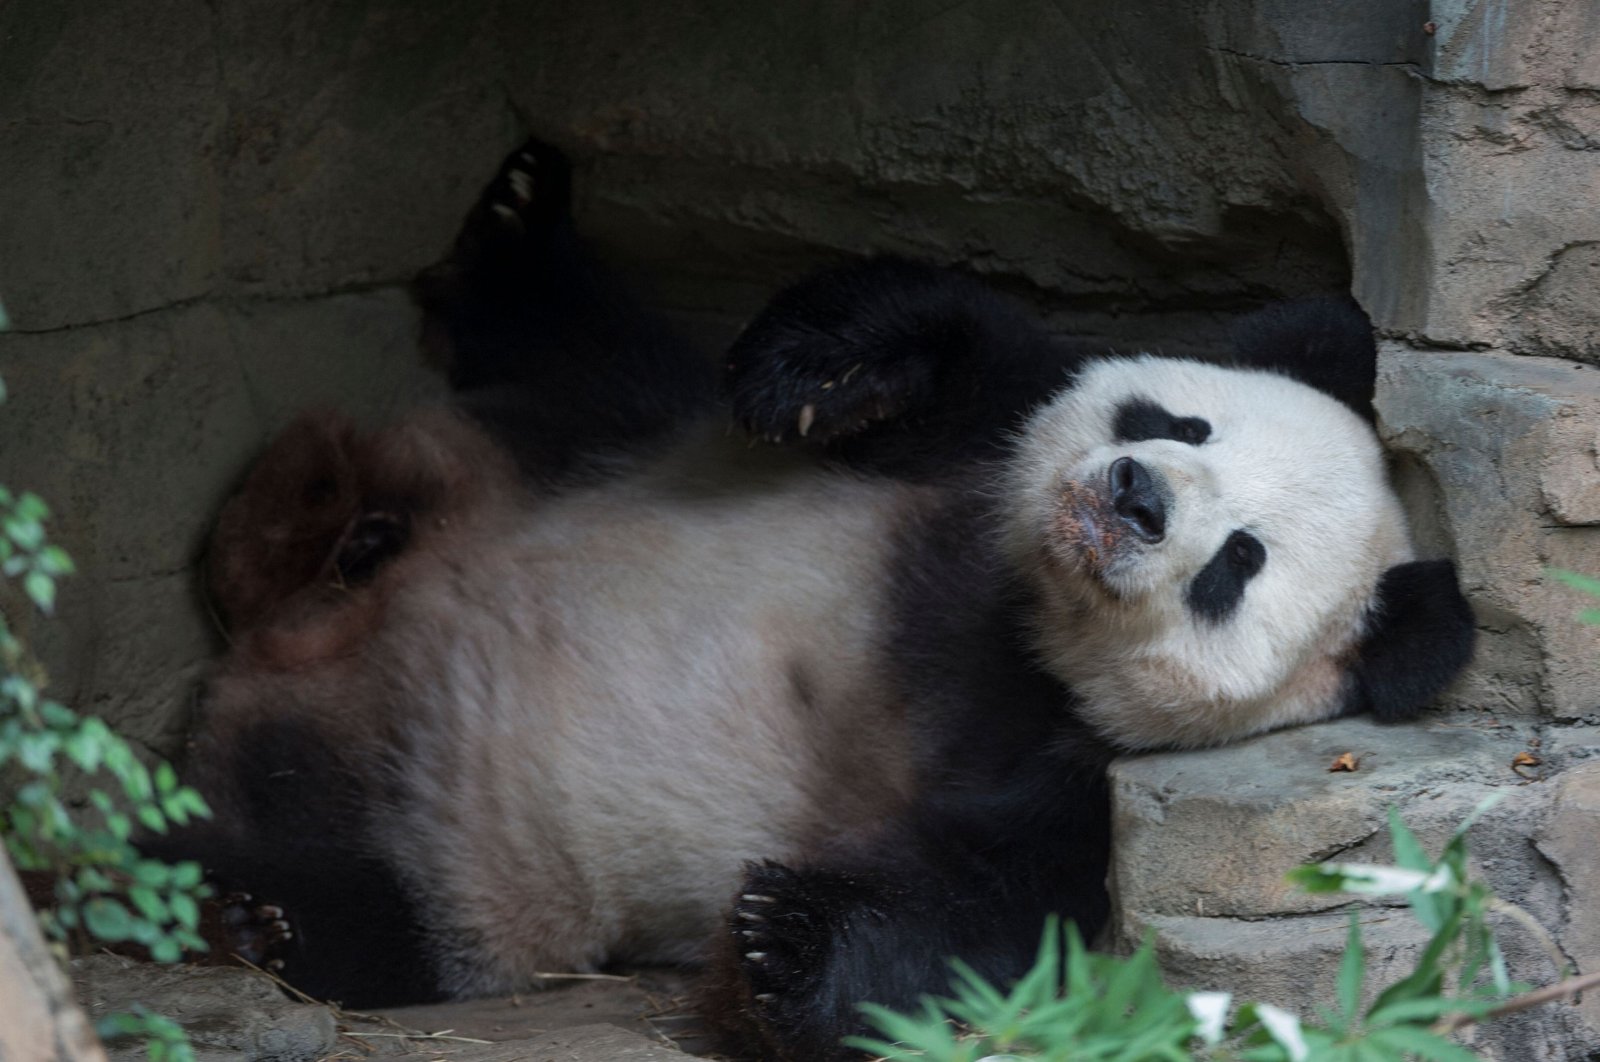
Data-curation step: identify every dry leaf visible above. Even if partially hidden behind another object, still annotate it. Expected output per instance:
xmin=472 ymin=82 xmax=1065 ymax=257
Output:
xmin=1329 ymin=752 xmax=1359 ymax=772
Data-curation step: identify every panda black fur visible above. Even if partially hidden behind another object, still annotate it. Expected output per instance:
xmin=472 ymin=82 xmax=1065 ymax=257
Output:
xmin=162 ymin=140 xmax=1476 ymax=1061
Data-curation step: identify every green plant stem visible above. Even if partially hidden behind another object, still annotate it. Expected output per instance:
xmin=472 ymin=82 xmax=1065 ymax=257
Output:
xmin=1433 ymin=968 xmax=1600 ymax=1035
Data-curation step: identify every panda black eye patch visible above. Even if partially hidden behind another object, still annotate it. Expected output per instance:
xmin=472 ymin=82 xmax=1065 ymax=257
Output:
xmin=1113 ymin=397 xmax=1211 ymax=446
xmin=1186 ymin=529 xmax=1267 ymax=623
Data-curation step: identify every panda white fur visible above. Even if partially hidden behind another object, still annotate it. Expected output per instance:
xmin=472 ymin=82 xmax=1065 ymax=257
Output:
xmin=163 ymin=140 xmax=1475 ymax=1061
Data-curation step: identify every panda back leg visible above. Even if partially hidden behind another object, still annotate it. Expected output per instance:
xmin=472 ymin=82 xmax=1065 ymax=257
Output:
xmin=416 ymin=138 xmax=714 ymax=480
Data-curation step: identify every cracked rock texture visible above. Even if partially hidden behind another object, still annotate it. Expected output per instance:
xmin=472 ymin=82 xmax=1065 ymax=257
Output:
xmin=0 ymin=0 xmax=1597 ymax=1055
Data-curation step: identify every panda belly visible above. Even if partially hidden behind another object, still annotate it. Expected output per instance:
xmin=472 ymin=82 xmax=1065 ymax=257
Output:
xmin=365 ymin=438 xmax=933 ymax=995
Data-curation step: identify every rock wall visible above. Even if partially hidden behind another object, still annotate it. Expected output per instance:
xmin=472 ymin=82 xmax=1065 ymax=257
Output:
xmin=1 ymin=0 xmax=1596 ymax=1054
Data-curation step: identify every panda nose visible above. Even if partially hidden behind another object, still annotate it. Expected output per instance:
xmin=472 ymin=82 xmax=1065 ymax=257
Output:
xmin=1109 ymin=457 xmax=1167 ymax=543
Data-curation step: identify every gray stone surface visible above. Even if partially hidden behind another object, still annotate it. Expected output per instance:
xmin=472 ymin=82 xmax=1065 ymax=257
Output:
xmin=373 ymin=971 xmax=702 ymax=1051
xmin=73 ymin=956 xmax=337 ymax=1062
xmin=1378 ymin=348 xmax=1600 ymax=718
xmin=1108 ymin=717 xmax=1527 ymax=920
xmin=1136 ymin=909 xmax=1436 ymax=1015
xmin=1533 ymin=760 xmax=1600 ymax=1034
xmin=0 ymin=293 xmax=442 ymax=752
xmin=424 ymin=1024 xmax=697 ymax=1062
xmin=1112 ymin=716 xmax=1600 ymax=1061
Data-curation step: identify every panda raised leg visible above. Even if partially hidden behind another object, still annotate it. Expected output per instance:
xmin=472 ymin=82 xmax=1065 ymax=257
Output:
xmin=415 ymin=137 xmax=715 ymax=482
xmin=726 ymin=258 xmax=1084 ymax=478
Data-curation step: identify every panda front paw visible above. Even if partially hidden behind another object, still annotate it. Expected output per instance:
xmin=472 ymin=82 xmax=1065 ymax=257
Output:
xmin=727 ymin=259 xmax=960 ymax=446
xmin=728 ymin=861 xmax=904 ymax=1059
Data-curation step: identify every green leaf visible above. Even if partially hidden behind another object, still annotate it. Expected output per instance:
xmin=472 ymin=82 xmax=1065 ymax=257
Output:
xmin=37 ymin=545 xmax=74 ymax=575
xmin=123 ymin=762 xmax=154 ymax=802
xmin=17 ymin=730 xmax=60 ymax=772
xmin=39 ymin=700 xmax=76 ymax=727
xmin=97 ymin=1011 xmax=150 ymax=1038
xmin=170 ymin=890 xmax=200 ymax=931
xmin=14 ymin=491 xmax=48 ymax=523
xmin=155 ymin=762 xmax=177 ymax=794
xmin=107 ymin=811 xmax=132 ymax=841
xmin=128 ymin=884 xmax=169 ymax=923
xmin=171 ymin=788 xmax=211 ymax=820
xmin=24 ymin=570 xmax=55 ymax=613
xmin=83 ymin=897 xmax=135 ymax=942
xmin=131 ymin=860 xmax=170 ymax=887
xmin=1387 ymin=807 xmax=1432 ymax=872
xmin=1548 ymin=568 xmax=1600 ymax=598
xmin=137 ymin=805 xmax=169 ymax=834
xmin=64 ymin=728 xmax=106 ymax=772
xmin=1336 ymin=914 xmax=1364 ymax=1029
xmin=1368 ymin=1025 xmax=1482 ymax=1062
xmin=1451 ymin=793 xmax=1505 ymax=840
xmin=170 ymin=861 xmax=203 ymax=890
xmin=150 ymin=937 xmax=182 ymax=964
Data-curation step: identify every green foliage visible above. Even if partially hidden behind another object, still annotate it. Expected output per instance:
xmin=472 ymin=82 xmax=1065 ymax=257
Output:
xmin=96 ymin=1006 xmax=198 ymax=1062
xmin=855 ymin=798 xmax=1536 ymax=1062
xmin=1548 ymin=569 xmax=1600 ymax=626
xmin=850 ymin=921 xmax=1196 ymax=1062
xmin=0 ymin=370 xmax=210 ymax=1058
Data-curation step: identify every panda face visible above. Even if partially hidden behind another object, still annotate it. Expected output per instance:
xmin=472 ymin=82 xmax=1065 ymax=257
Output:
xmin=1004 ymin=355 xmax=1414 ymax=751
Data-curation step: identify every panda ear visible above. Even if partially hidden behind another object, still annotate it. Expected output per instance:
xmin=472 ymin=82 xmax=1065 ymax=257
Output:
xmin=1229 ymin=296 xmax=1378 ymax=423
xmin=1344 ymin=560 xmax=1476 ymax=722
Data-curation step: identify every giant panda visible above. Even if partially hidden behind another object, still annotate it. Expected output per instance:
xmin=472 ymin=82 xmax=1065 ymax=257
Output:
xmin=163 ymin=139 xmax=1476 ymax=1062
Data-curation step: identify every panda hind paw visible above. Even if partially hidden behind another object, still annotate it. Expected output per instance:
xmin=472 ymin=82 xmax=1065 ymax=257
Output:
xmin=427 ymin=137 xmax=573 ymax=294
xmin=730 ymin=862 xmax=832 ymax=1010
xmin=729 ymin=859 xmax=902 ymax=1048
xmin=217 ymin=892 xmax=296 ymax=970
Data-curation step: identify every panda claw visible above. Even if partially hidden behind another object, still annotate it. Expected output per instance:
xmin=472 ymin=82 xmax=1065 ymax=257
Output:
xmin=508 ymin=168 xmax=534 ymax=203
xmin=737 ymin=910 xmax=766 ymax=923
xmin=740 ymin=893 xmax=777 ymax=905
xmin=745 ymin=951 xmax=767 ymax=962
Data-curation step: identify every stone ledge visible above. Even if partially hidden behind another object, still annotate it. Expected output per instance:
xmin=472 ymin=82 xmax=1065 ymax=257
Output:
xmin=1109 ymin=716 xmax=1524 ymax=920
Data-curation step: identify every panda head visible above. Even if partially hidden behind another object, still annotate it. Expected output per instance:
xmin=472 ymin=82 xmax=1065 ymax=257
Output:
xmin=1004 ymin=328 xmax=1474 ymax=752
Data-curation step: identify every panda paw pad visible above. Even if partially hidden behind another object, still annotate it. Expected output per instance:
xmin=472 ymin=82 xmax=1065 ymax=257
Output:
xmin=219 ymin=892 xmax=295 ymax=970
